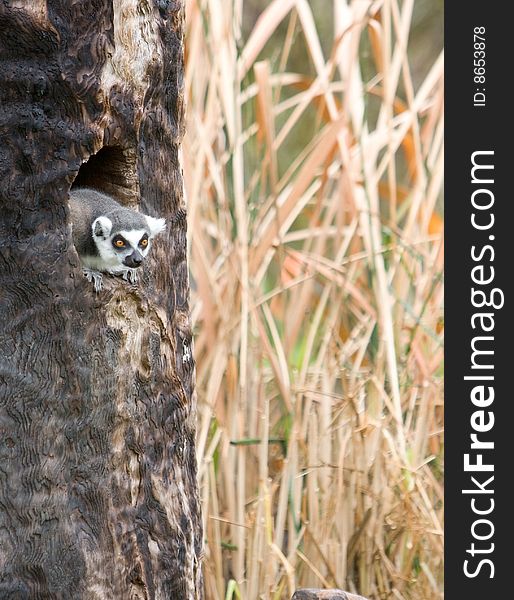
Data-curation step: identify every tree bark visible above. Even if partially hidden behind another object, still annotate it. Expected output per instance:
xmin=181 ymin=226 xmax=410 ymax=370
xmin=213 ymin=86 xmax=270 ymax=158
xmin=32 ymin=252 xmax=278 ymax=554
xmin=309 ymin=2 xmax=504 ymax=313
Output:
xmin=0 ymin=1 xmax=202 ymax=598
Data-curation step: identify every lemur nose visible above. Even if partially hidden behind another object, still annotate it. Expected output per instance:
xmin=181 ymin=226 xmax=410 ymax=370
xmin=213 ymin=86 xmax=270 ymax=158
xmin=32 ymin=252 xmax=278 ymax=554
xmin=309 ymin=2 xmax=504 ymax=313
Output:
xmin=124 ymin=252 xmax=143 ymax=268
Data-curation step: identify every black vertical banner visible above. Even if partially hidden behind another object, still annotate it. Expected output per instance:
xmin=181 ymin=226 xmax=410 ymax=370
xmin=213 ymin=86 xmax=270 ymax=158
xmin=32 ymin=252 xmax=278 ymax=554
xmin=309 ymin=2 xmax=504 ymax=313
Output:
xmin=445 ymin=2 xmax=511 ymax=597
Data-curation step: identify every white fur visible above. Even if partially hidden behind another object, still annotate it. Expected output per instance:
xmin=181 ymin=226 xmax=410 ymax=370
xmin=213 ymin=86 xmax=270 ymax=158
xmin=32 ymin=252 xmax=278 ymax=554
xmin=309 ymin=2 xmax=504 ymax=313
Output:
xmin=92 ymin=216 xmax=113 ymax=238
xmin=81 ymin=254 xmax=118 ymax=271
xmin=90 ymin=216 xmax=120 ymax=269
xmin=145 ymin=216 xmax=166 ymax=237
xmin=89 ymin=236 xmax=124 ymax=269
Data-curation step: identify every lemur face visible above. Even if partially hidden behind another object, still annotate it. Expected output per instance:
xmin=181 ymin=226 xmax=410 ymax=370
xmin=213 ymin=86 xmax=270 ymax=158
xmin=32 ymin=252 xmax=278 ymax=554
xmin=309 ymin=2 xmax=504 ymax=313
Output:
xmin=92 ymin=215 xmax=166 ymax=270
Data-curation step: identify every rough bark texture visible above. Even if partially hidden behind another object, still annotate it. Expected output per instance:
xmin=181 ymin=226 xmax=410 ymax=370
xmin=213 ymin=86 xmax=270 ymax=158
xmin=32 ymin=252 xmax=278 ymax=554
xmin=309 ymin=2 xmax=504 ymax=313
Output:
xmin=292 ymin=591 xmax=367 ymax=600
xmin=0 ymin=1 xmax=202 ymax=598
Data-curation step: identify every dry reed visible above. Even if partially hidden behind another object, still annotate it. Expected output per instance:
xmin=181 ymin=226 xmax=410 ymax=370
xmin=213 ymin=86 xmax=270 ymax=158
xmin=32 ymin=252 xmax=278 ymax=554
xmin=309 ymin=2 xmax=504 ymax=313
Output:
xmin=183 ymin=1 xmax=443 ymax=598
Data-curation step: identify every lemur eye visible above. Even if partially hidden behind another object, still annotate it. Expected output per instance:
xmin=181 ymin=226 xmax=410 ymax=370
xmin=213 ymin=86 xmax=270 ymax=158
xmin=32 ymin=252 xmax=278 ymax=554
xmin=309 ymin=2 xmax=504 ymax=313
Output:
xmin=140 ymin=238 xmax=148 ymax=247
xmin=113 ymin=238 xmax=126 ymax=248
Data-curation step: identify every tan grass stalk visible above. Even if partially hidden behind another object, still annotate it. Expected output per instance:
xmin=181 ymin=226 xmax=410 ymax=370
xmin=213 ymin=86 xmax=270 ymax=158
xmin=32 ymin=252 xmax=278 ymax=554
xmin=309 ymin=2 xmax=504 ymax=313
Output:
xmin=185 ymin=0 xmax=443 ymax=597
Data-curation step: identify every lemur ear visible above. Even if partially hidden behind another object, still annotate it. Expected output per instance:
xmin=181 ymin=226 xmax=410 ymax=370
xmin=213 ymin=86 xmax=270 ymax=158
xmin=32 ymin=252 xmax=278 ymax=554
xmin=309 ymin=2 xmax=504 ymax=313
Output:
xmin=146 ymin=216 xmax=166 ymax=238
xmin=92 ymin=216 xmax=113 ymax=239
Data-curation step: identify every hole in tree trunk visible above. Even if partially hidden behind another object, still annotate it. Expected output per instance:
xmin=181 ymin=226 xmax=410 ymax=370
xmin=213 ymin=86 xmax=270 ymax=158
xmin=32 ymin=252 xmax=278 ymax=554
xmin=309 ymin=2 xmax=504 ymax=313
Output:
xmin=71 ymin=146 xmax=139 ymax=207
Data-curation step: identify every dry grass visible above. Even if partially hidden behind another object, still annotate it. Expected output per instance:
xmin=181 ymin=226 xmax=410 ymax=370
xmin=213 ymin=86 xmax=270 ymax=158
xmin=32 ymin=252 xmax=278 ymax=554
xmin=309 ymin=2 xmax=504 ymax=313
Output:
xmin=183 ymin=1 xmax=443 ymax=598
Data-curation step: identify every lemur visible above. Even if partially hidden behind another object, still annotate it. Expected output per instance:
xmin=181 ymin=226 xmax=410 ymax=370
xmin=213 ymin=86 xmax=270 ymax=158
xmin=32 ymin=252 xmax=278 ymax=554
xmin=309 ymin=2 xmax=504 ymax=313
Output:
xmin=69 ymin=188 xmax=166 ymax=292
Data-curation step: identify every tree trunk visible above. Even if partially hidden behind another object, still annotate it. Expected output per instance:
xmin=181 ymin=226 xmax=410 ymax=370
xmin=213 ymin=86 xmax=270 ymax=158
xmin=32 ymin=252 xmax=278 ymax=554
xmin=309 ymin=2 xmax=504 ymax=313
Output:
xmin=0 ymin=1 xmax=202 ymax=598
